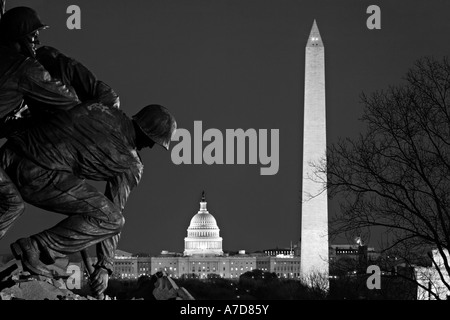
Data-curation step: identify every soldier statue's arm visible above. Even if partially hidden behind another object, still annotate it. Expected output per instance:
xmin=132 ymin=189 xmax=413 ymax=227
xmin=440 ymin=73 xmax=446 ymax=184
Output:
xmin=0 ymin=58 xmax=81 ymax=138
xmin=19 ymin=58 xmax=80 ymax=111
xmin=36 ymin=46 xmax=120 ymax=109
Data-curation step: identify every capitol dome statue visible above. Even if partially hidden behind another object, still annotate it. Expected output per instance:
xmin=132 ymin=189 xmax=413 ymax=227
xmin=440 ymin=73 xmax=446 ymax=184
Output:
xmin=184 ymin=191 xmax=223 ymax=256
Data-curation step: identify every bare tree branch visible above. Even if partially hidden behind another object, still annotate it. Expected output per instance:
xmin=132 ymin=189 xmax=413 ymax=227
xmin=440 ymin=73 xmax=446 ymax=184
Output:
xmin=320 ymin=56 xmax=450 ymax=299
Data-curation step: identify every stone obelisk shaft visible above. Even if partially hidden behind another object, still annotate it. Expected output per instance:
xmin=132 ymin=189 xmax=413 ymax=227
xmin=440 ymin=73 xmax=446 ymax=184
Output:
xmin=301 ymin=20 xmax=329 ymax=278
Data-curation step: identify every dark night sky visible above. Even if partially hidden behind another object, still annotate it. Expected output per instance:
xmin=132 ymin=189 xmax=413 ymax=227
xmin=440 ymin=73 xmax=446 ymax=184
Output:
xmin=1 ymin=0 xmax=450 ymax=256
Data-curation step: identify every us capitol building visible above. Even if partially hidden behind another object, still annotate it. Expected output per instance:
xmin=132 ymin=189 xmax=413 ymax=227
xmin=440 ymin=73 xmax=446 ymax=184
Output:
xmin=112 ymin=192 xmax=301 ymax=280
xmin=183 ymin=192 xmax=224 ymax=257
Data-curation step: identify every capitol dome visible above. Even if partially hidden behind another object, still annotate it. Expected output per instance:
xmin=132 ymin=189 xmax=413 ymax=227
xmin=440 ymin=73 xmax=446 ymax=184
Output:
xmin=184 ymin=192 xmax=223 ymax=256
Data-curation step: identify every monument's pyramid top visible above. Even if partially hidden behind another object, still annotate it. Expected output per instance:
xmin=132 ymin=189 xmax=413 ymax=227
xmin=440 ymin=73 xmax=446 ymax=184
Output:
xmin=306 ymin=19 xmax=324 ymax=47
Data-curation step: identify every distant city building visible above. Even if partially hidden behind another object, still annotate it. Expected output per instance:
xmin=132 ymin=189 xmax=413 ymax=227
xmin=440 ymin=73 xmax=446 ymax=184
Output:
xmin=329 ymin=244 xmax=379 ymax=263
xmin=264 ymin=241 xmax=300 ymax=257
xmin=256 ymin=256 xmax=301 ymax=279
xmin=151 ymin=250 xmax=257 ymax=280
xmin=112 ymin=250 xmax=138 ymax=279
xmin=415 ymin=249 xmax=450 ymax=300
xmin=110 ymin=249 xmax=151 ymax=279
xmin=328 ymin=241 xmax=380 ymax=277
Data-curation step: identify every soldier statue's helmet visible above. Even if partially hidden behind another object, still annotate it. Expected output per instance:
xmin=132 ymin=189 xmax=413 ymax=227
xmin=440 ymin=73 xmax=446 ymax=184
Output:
xmin=132 ymin=105 xmax=177 ymax=150
xmin=0 ymin=7 xmax=49 ymax=41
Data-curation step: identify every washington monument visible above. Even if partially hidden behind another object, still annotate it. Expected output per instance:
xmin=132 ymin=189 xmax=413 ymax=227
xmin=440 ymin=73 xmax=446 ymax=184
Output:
xmin=300 ymin=20 xmax=329 ymax=278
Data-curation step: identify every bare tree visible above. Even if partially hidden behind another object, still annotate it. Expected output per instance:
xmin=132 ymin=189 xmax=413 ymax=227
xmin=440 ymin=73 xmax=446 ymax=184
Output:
xmin=299 ymin=270 xmax=329 ymax=299
xmin=320 ymin=57 xmax=450 ymax=299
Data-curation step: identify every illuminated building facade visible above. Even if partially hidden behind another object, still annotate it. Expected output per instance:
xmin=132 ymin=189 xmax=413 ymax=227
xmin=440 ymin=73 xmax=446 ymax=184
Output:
xmin=184 ymin=192 xmax=223 ymax=256
xmin=151 ymin=251 xmax=257 ymax=280
xmin=112 ymin=192 xmax=302 ymax=280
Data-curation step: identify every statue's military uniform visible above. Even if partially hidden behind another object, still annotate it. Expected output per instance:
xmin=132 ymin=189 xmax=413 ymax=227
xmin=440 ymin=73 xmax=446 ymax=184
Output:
xmin=0 ymin=45 xmax=80 ymax=137
xmin=36 ymin=46 xmax=120 ymax=110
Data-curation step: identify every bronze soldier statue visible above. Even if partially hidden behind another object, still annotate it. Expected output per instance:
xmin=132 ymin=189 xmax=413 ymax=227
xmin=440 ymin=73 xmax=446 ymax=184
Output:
xmin=0 ymin=102 xmax=176 ymax=298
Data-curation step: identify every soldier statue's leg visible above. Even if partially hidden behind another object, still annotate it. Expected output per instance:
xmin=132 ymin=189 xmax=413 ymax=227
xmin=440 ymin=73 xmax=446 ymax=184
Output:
xmin=2 ymin=148 xmax=124 ymax=266
xmin=0 ymin=166 xmax=25 ymax=240
xmin=0 ymin=148 xmax=55 ymax=276
xmin=96 ymin=234 xmax=120 ymax=273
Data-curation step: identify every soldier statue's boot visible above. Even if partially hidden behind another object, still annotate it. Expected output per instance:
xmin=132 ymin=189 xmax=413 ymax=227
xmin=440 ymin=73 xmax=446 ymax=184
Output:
xmin=10 ymin=237 xmax=54 ymax=278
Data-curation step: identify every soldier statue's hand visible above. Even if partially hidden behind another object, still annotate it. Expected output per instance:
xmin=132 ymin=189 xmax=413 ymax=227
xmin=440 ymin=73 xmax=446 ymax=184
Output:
xmin=90 ymin=266 xmax=109 ymax=299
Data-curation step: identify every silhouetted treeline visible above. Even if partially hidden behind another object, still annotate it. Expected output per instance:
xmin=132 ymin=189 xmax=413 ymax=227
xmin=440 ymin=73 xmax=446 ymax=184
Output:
xmin=72 ymin=269 xmax=417 ymax=300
